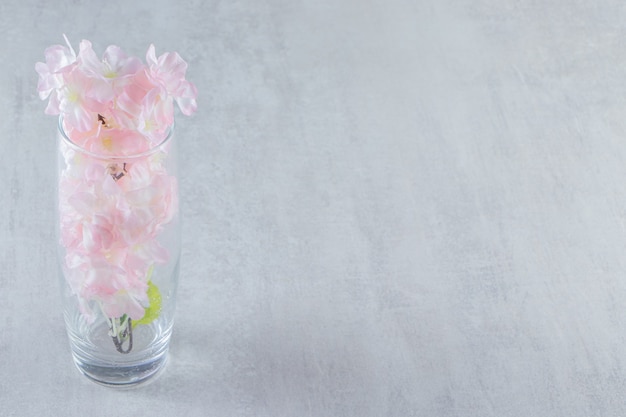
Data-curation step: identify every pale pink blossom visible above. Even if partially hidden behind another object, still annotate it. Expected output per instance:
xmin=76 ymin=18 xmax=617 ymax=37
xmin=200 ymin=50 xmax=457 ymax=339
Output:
xmin=37 ymin=36 xmax=197 ymax=138
xmin=146 ymin=44 xmax=198 ymax=116
xmin=35 ymin=43 xmax=76 ymax=115
xmin=82 ymin=127 xmax=151 ymax=156
xmin=58 ymin=69 xmax=108 ymax=132
xmin=114 ymin=70 xmax=156 ymax=120
xmin=40 ymin=37 xmax=190 ymax=326
xmin=35 ymin=43 xmax=76 ymax=100
xmin=57 ymin=139 xmax=178 ymax=323
xmin=101 ymin=288 xmax=149 ymax=320
xmin=79 ymin=40 xmax=143 ymax=81
xmin=136 ymin=88 xmax=174 ymax=142
xmin=82 ymin=215 xmax=114 ymax=253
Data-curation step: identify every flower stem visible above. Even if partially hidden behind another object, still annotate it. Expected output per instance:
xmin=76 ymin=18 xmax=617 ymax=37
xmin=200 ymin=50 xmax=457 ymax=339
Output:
xmin=97 ymin=302 xmax=134 ymax=354
xmin=111 ymin=316 xmax=133 ymax=354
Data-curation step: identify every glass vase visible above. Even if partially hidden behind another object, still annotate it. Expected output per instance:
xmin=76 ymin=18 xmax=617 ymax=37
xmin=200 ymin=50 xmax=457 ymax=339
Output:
xmin=56 ymin=117 xmax=181 ymax=386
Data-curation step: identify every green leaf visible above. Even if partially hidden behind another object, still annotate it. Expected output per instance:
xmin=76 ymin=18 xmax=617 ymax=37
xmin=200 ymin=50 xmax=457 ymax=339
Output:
xmin=135 ymin=279 xmax=162 ymax=326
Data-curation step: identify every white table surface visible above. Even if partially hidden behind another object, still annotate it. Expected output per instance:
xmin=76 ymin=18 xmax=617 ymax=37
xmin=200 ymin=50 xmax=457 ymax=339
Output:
xmin=3 ymin=0 xmax=626 ymax=415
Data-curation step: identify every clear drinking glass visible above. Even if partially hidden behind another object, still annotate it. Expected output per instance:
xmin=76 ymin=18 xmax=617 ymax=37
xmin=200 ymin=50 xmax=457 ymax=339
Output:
xmin=56 ymin=117 xmax=180 ymax=386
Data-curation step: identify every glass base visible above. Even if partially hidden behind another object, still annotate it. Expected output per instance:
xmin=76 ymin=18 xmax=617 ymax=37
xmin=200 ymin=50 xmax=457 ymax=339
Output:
xmin=65 ymin=313 xmax=173 ymax=387
xmin=73 ymin=351 xmax=168 ymax=387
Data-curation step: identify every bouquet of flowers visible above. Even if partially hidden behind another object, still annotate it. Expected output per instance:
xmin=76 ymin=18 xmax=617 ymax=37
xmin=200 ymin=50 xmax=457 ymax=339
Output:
xmin=37 ymin=36 xmax=197 ymax=353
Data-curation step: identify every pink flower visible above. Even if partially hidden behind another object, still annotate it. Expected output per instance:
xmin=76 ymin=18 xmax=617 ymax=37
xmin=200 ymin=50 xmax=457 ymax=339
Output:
xmin=38 ymin=37 xmax=197 ymax=139
xmin=44 ymin=37 xmax=190 ymax=325
xmin=79 ymin=40 xmax=143 ymax=81
xmin=82 ymin=215 xmax=114 ymax=253
xmin=136 ymin=88 xmax=174 ymax=141
xmin=35 ymin=41 xmax=76 ymax=100
xmin=114 ymin=70 xmax=155 ymax=118
xmin=58 ymin=69 xmax=108 ymax=132
xmin=58 ymin=138 xmax=178 ymax=323
xmin=100 ymin=285 xmax=149 ymax=320
xmin=146 ymin=44 xmax=198 ymax=116
xmin=82 ymin=127 xmax=152 ymax=156
xmin=35 ymin=42 xmax=76 ymax=115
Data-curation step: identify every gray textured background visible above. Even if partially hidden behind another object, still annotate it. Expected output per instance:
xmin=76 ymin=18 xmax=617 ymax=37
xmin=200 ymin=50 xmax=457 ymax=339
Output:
xmin=2 ymin=0 xmax=626 ymax=416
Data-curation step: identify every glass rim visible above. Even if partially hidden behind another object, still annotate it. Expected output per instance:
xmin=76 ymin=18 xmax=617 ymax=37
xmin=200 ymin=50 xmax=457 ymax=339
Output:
xmin=57 ymin=116 xmax=175 ymax=160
